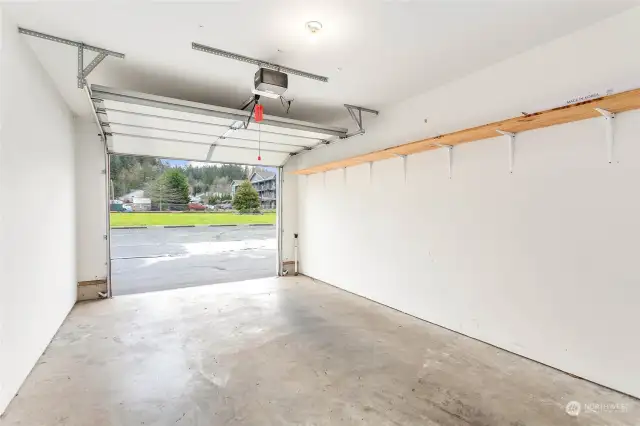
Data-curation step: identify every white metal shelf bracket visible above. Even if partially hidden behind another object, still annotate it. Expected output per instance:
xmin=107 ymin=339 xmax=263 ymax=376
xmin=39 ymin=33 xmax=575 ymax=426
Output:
xmin=394 ymin=154 xmax=408 ymax=183
xmin=18 ymin=27 xmax=124 ymax=89
xmin=497 ymin=130 xmax=516 ymax=173
xmin=595 ymin=108 xmax=616 ymax=163
xmin=433 ymin=143 xmax=453 ymax=179
xmin=343 ymin=167 xmax=347 ymax=184
xmin=369 ymin=162 xmax=374 ymax=183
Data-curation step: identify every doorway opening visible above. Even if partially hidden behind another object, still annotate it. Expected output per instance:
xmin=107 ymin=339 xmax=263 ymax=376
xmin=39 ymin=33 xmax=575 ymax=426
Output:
xmin=108 ymin=154 xmax=279 ymax=296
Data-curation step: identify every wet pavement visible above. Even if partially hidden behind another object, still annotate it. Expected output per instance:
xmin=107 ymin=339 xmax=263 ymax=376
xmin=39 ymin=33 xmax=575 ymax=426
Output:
xmin=110 ymin=226 xmax=276 ymax=296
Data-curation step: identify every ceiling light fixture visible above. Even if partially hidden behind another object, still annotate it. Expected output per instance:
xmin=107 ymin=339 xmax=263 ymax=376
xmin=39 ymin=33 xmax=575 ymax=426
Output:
xmin=306 ymin=21 xmax=322 ymax=41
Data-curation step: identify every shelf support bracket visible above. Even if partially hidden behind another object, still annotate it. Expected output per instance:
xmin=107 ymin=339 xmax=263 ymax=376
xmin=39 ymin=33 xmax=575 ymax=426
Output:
xmin=497 ymin=130 xmax=516 ymax=173
xmin=394 ymin=154 xmax=408 ymax=183
xmin=433 ymin=143 xmax=453 ymax=179
xmin=595 ymin=108 xmax=616 ymax=163
xmin=343 ymin=104 xmax=379 ymax=138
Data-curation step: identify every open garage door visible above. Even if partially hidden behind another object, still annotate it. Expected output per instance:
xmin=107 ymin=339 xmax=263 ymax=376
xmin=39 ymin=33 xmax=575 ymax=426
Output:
xmin=88 ymin=86 xmax=346 ymax=296
xmin=90 ymin=85 xmax=348 ymax=166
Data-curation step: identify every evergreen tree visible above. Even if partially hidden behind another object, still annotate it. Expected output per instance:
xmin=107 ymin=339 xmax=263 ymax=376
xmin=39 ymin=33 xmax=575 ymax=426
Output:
xmin=164 ymin=169 xmax=190 ymax=204
xmin=232 ymin=180 xmax=260 ymax=213
xmin=109 ymin=155 xmax=249 ymax=199
xmin=149 ymin=169 xmax=190 ymax=209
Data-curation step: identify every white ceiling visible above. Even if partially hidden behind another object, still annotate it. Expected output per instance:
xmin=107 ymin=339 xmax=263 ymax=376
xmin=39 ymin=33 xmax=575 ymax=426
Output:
xmin=3 ymin=1 xmax=635 ymax=124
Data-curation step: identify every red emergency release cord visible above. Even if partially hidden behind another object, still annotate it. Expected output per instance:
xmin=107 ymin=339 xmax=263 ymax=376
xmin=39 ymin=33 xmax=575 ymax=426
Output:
xmin=255 ymin=104 xmax=264 ymax=161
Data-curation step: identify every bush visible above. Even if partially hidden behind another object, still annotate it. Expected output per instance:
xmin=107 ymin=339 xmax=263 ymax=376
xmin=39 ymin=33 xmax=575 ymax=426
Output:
xmin=232 ymin=180 xmax=261 ymax=213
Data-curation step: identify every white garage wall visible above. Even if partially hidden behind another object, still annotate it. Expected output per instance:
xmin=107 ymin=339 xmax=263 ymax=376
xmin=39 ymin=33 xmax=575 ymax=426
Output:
xmin=295 ymin=7 xmax=640 ymax=171
xmin=281 ymin=163 xmax=298 ymax=266
xmin=295 ymin=8 xmax=640 ymax=398
xmin=0 ymin=10 xmax=77 ymax=414
xmin=74 ymin=121 xmax=108 ymax=286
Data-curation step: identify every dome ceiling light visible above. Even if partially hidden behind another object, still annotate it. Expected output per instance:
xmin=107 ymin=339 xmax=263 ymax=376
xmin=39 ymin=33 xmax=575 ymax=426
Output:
xmin=306 ymin=21 xmax=323 ymax=34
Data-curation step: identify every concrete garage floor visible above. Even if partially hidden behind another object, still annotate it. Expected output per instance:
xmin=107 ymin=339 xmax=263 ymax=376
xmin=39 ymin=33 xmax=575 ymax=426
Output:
xmin=111 ymin=225 xmax=276 ymax=295
xmin=2 ymin=277 xmax=638 ymax=425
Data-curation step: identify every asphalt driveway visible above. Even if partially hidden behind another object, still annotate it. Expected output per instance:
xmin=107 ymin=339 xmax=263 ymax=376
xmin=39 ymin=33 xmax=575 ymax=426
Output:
xmin=110 ymin=225 xmax=276 ymax=296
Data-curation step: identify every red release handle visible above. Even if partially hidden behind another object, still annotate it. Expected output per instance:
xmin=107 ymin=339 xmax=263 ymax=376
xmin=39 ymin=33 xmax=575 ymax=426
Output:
xmin=255 ymin=104 xmax=264 ymax=122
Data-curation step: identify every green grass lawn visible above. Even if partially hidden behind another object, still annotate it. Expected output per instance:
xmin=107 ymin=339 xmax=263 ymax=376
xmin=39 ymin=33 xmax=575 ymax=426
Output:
xmin=110 ymin=212 xmax=276 ymax=227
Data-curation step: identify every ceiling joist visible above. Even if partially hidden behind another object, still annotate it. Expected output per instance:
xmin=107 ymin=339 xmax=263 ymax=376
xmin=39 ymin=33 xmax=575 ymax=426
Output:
xmin=292 ymin=88 xmax=640 ymax=175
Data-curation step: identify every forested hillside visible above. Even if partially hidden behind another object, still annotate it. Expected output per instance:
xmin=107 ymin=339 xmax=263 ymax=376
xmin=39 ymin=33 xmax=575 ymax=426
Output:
xmin=109 ymin=156 xmax=250 ymax=198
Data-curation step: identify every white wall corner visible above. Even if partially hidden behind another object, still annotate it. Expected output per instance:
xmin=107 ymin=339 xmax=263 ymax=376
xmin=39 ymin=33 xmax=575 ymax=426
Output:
xmin=0 ymin=9 xmax=78 ymax=414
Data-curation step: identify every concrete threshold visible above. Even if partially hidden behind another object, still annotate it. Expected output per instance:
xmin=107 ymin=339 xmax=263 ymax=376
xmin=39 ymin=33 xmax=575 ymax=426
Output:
xmin=112 ymin=226 xmax=148 ymax=229
xmin=112 ymin=224 xmax=275 ymax=229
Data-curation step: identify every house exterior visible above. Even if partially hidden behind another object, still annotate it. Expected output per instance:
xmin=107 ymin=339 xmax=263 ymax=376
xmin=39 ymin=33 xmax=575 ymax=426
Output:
xmin=119 ymin=189 xmax=144 ymax=203
xmin=230 ymin=180 xmax=244 ymax=198
xmin=118 ymin=190 xmax=151 ymax=211
xmin=131 ymin=197 xmax=152 ymax=211
xmin=249 ymin=170 xmax=277 ymax=209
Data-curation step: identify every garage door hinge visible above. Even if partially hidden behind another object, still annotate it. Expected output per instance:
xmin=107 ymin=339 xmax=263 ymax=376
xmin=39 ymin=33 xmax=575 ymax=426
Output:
xmin=101 ymin=169 xmax=106 ymax=174
xmin=103 ymin=234 xmax=108 ymax=240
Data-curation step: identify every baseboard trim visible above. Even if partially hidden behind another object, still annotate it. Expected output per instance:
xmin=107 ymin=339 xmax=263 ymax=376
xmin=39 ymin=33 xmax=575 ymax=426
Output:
xmin=78 ymin=279 xmax=107 ymax=287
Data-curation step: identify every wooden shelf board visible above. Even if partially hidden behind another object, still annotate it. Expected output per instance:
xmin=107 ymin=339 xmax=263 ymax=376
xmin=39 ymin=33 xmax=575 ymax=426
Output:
xmin=293 ymin=88 xmax=640 ymax=175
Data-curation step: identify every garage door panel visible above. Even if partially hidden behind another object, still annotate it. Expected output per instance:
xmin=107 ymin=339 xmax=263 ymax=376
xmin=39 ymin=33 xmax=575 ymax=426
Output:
xmin=232 ymin=128 xmax=321 ymax=147
xmin=110 ymin=124 xmax=224 ymax=145
xmin=105 ymin=111 xmax=230 ymax=136
xmin=93 ymin=85 xmax=347 ymax=165
xmin=215 ymin=137 xmax=300 ymax=153
xmin=111 ymin=135 xmax=210 ymax=161
xmin=110 ymin=135 xmax=292 ymax=166
xmin=102 ymin=98 xmax=342 ymax=140
xmin=109 ymin=123 xmax=313 ymax=150
xmin=110 ymin=126 xmax=301 ymax=154
xmin=103 ymin=99 xmax=236 ymax=127
xmin=245 ymin=121 xmax=336 ymax=140
xmin=104 ymin=112 xmax=324 ymax=147
xmin=205 ymin=146 xmax=291 ymax=165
